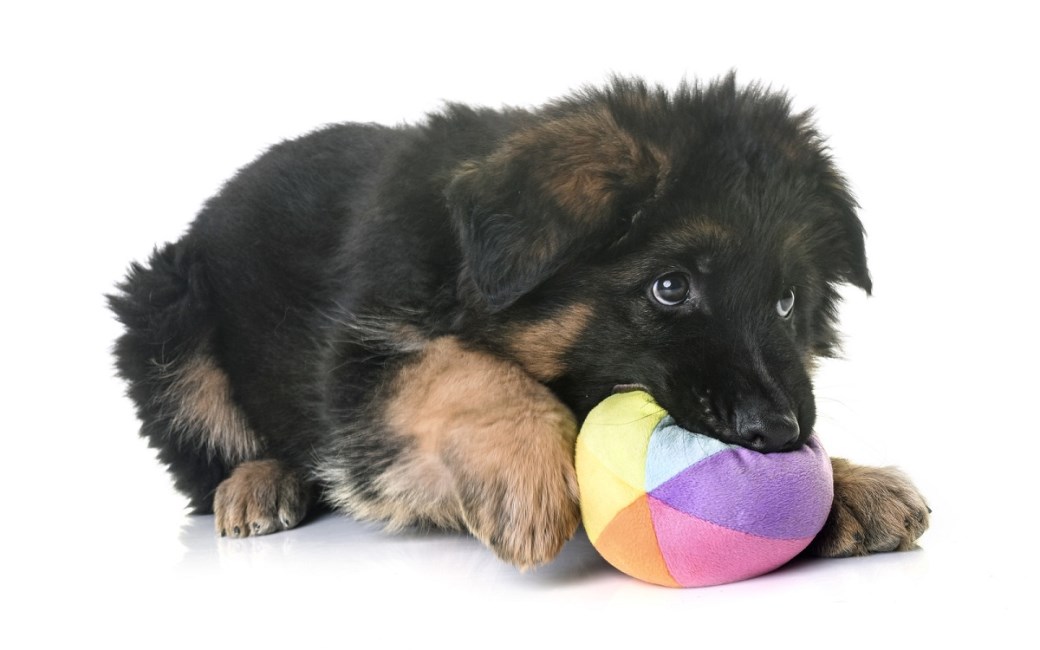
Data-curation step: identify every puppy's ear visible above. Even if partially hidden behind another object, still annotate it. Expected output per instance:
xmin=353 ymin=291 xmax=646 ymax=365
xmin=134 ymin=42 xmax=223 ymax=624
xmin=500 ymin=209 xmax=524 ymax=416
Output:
xmin=839 ymin=206 xmax=872 ymax=294
xmin=814 ymin=168 xmax=872 ymax=295
xmin=830 ymin=185 xmax=872 ymax=295
xmin=447 ymin=109 xmax=666 ymax=310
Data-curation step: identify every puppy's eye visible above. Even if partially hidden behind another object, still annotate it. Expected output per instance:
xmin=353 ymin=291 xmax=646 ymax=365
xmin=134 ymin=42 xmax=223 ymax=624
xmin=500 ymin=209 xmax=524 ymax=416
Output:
xmin=776 ymin=288 xmax=796 ymax=318
xmin=651 ymin=272 xmax=691 ymax=306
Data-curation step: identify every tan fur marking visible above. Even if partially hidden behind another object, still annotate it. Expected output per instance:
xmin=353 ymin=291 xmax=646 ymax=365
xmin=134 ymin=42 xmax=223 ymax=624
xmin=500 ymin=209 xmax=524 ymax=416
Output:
xmin=374 ymin=337 xmax=580 ymax=568
xmin=363 ymin=454 xmax=466 ymax=532
xmin=807 ymin=458 xmax=930 ymax=557
xmin=541 ymin=110 xmax=667 ymax=223
xmin=783 ymin=222 xmax=815 ymax=253
xmin=162 ymin=355 xmax=261 ymax=463
xmin=506 ymin=303 xmax=593 ymax=381
xmin=490 ymin=107 xmax=668 ymax=224
xmin=680 ymin=219 xmax=734 ymax=246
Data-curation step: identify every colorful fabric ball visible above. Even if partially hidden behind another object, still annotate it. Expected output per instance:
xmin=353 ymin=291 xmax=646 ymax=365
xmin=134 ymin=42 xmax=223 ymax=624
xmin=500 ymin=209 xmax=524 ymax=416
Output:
xmin=576 ymin=390 xmax=834 ymax=587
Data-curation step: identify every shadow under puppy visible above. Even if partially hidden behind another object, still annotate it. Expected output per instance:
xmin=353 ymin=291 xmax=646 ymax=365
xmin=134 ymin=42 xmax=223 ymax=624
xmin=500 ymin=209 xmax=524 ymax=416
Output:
xmin=109 ymin=76 xmax=929 ymax=568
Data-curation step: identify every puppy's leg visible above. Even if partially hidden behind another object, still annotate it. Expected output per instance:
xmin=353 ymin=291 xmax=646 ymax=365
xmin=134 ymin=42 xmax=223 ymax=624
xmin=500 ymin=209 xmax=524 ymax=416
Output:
xmin=393 ymin=337 xmax=581 ymax=568
xmin=322 ymin=336 xmax=581 ymax=569
xmin=214 ymin=460 xmax=313 ymax=538
xmin=807 ymin=458 xmax=930 ymax=557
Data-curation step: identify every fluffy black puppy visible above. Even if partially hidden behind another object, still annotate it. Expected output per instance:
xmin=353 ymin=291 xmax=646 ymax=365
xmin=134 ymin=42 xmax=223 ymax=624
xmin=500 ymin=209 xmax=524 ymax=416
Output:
xmin=110 ymin=76 xmax=928 ymax=567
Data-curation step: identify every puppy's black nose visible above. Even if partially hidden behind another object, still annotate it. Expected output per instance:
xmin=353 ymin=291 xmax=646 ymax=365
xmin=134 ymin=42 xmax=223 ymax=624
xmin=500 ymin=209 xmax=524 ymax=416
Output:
xmin=733 ymin=405 xmax=800 ymax=452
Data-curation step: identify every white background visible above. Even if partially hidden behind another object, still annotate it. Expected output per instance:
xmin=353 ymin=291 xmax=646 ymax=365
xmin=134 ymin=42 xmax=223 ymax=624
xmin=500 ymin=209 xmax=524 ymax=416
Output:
xmin=2 ymin=1 xmax=1037 ymax=647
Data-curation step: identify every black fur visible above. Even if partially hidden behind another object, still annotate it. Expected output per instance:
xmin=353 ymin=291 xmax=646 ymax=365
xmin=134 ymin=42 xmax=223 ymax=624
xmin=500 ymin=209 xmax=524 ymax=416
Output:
xmin=111 ymin=75 xmax=870 ymax=543
xmin=109 ymin=243 xmax=231 ymax=508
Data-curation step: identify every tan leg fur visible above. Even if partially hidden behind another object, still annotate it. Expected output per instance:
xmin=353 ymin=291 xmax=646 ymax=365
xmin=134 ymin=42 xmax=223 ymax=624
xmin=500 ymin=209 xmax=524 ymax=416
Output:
xmin=382 ymin=336 xmax=581 ymax=569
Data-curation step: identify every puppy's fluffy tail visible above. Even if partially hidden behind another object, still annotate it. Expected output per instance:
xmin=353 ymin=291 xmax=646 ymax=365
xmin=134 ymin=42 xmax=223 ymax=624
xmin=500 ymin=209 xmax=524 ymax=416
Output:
xmin=108 ymin=241 xmax=244 ymax=511
xmin=109 ymin=242 xmax=212 ymax=364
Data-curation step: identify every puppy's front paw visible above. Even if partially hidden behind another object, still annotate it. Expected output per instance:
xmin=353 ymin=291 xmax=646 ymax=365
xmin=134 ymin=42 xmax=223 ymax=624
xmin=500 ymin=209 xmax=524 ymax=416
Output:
xmin=450 ymin=440 xmax=581 ymax=570
xmin=383 ymin=336 xmax=582 ymax=569
xmin=808 ymin=458 xmax=930 ymax=557
xmin=214 ymin=460 xmax=309 ymax=538
xmin=460 ymin=467 xmax=581 ymax=570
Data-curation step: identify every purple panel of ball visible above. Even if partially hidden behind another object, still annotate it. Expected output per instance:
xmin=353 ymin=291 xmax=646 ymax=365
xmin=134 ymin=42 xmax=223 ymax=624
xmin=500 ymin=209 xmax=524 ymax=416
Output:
xmin=648 ymin=497 xmax=814 ymax=587
xmin=649 ymin=434 xmax=833 ymax=539
xmin=644 ymin=415 xmax=730 ymax=492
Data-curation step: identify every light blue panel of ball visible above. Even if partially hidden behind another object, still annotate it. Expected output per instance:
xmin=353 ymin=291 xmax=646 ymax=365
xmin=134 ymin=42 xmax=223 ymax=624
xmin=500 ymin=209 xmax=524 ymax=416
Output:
xmin=644 ymin=415 xmax=731 ymax=491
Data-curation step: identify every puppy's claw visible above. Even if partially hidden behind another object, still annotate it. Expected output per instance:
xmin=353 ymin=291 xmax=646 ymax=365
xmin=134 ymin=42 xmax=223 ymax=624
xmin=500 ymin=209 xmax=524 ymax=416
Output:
xmin=214 ymin=460 xmax=309 ymax=539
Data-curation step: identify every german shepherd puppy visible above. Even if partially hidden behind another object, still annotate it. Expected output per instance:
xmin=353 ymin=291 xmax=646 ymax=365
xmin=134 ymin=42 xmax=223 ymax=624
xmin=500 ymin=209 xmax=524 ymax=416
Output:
xmin=110 ymin=76 xmax=929 ymax=568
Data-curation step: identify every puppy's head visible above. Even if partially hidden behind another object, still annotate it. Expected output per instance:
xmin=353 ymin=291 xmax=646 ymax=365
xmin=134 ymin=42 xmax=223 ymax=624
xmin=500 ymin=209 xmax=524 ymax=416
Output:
xmin=449 ymin=77 xmax=870 ymax=452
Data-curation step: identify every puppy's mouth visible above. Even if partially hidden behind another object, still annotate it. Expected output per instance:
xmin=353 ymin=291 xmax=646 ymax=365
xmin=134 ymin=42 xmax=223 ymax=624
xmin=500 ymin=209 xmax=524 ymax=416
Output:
xmin=611 ymin=383 xmax=652 ymax=394
xmin=608 ymin=384 xmax=806 ymax=453
xmin=608 ymin=384 xmax=719 ymax=434
xmin=610 ymin=383 xmax=722 ymax=431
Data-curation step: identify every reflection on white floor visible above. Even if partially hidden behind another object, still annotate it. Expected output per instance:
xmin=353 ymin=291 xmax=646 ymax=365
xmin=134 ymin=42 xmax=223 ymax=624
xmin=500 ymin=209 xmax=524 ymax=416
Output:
xmin=177 ymin=512 xmax=614 ymax=588
xmin=174 ymin=508 xmax=937 ymax=598
xmin=119 ymin=508 xmax=1015 ymax=647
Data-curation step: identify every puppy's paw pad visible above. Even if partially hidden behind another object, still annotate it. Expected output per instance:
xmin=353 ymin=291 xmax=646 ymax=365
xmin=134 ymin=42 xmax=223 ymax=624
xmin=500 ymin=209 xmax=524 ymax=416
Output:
xmin=809 ymin=460 xmax=930 ymax=557
xmin=214 ymin=460 xmax=308 ymax=538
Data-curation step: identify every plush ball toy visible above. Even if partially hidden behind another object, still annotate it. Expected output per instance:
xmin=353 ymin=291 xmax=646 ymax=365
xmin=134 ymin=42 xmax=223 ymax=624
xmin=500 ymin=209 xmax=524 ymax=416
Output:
xmin=576 ymin=390 xmax=834 ymax=587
